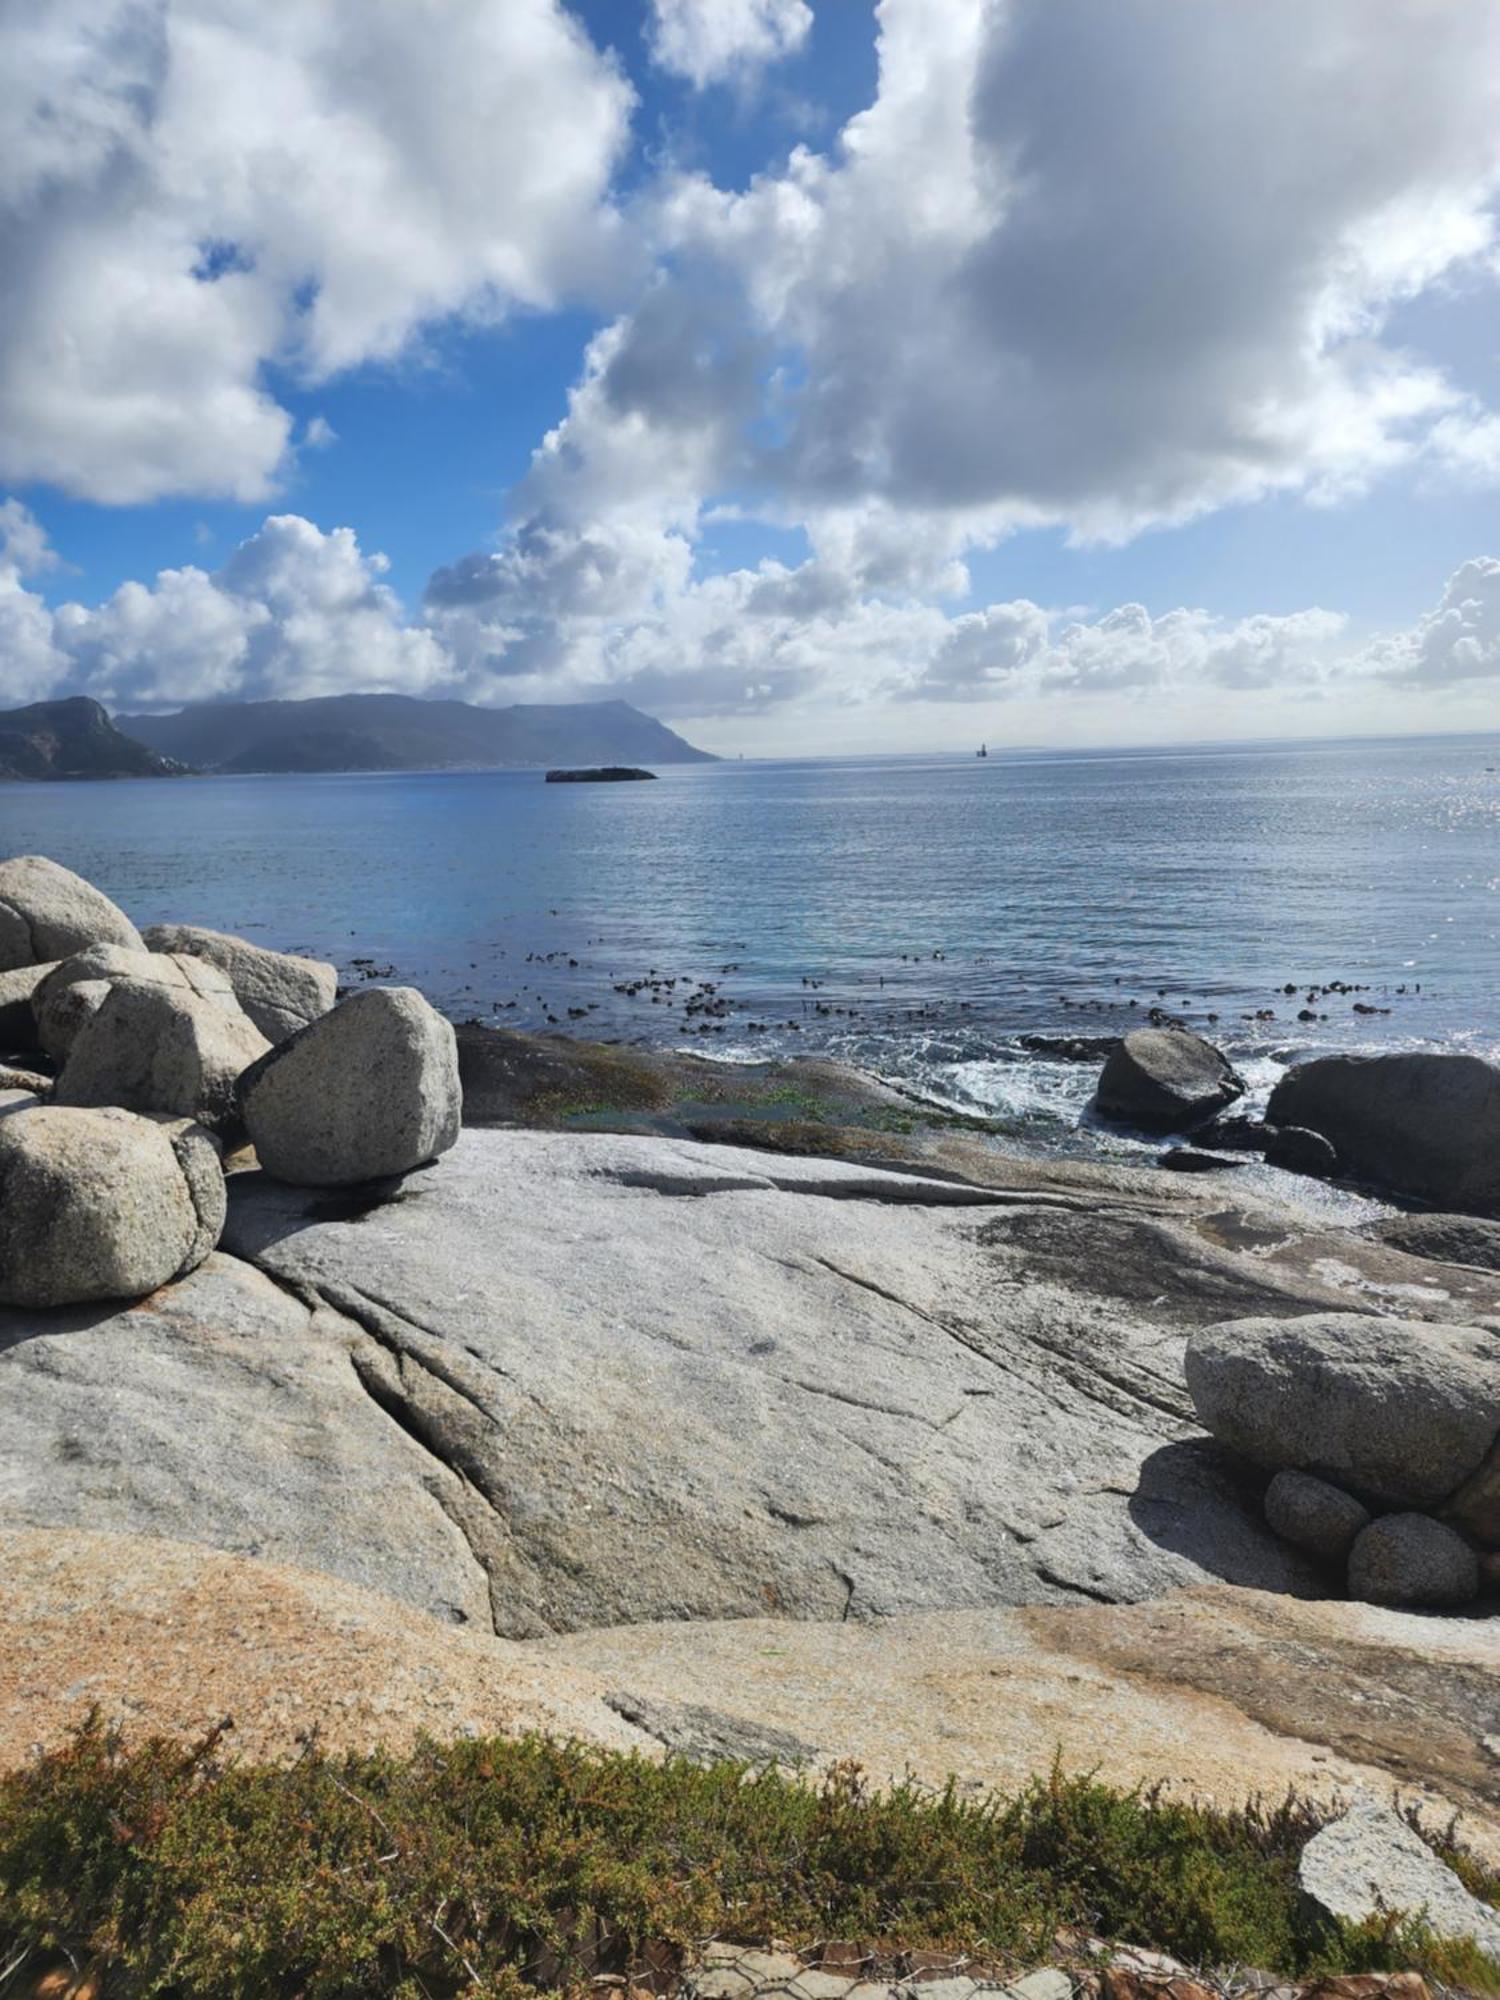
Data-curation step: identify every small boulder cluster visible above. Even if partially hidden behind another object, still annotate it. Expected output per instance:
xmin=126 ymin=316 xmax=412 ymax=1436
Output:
xmin=0 ymin=855 xmax=460 ymax=1310
xmin=1093 ymin=1025 xmax=1500 ymax=1216
xmin=1187 ymin=1311 xmax=1500 ymax=1610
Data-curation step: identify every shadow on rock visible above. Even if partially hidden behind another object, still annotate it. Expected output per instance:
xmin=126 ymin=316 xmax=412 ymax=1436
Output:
xmin=1126 ymin=1439 xmax=1328 ymax=1597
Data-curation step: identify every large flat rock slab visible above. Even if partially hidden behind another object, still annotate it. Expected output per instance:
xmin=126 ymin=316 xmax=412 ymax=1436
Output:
xmin=7 ymin=1130 xmax=1494 ymax=1640
xmin=0 ymin=1254 xmax=494 ymax=1626
xmin=218 ymin=1129 xmax=1332 ymax=1634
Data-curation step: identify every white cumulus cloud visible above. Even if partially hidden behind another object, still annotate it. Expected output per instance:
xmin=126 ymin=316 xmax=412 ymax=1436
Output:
xmin=21 ymin=511 xmax=445 ymax=709
xmin=648 ymin=0 xmax=812 ymax=87
xmin=0 ymin=0 xmax=633 ymax=504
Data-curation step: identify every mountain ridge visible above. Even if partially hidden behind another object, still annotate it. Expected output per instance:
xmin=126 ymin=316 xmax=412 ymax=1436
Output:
xmin=116 ymin=693 xmax=716 ymax=773
xmin=0 ymin=698 xmax=187 ymax=781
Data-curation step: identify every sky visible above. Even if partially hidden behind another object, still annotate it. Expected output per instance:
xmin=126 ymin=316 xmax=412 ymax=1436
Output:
xmin=3 ymin=0 xmax=1500 ymax=758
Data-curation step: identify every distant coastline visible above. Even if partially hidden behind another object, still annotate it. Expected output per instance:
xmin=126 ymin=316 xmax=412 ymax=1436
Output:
xmin=115 ymin=692 xmax=715 ymax=777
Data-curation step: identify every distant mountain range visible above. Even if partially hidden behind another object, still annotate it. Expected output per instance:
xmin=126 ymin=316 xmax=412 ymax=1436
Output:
xmin=115 ymin=694 xmax=716 ymax=774
xmin=0 ymin=698 xmax=185 ymax=781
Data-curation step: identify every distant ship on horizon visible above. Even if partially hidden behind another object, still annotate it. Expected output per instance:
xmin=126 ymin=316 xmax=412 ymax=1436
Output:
xmin=977 ymin=742 xmax=988 ymax=758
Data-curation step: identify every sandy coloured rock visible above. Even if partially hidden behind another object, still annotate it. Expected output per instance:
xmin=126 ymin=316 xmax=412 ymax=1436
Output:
xmin=0 ymin=854 xmax=142 ymax=971
xmin=55 ymin=977 xmax=269 ymax=1133
xmin=1094 ymin=1028 xmax=1244 ymax=1133
xmin=4 ymin=1530 xmax=1500 ymax=1856
xmin=0 ymin=1102 xmax=224 ymax=1307
xmin=238 ymin=985 xmax=460 ymax=1185
xmin=144 ymin=922 xmax=338 ymax=1042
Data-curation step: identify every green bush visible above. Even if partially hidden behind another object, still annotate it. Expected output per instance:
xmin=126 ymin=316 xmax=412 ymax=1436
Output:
xmin=1 ymin=1722 xmax=1496 ymax=1999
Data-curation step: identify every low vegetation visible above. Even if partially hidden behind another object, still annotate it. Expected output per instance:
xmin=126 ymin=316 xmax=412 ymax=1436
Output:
xmin=3 ymin=1722 xmax=1499 ymax=1999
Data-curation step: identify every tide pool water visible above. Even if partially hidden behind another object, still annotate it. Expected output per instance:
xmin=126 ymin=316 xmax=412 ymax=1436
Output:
xmin=3 ymin=732 xmax=1496 ymax=1156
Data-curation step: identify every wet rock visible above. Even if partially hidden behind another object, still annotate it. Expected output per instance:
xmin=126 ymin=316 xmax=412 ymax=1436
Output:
xmin=1263 ymin=1470 xmax=1370 ymax=1564
xmin=1346 ymin=1513 xmax=1478 ymax=1609
xmin=1185 ymin=1312 xmax=1500 ymax=1514
xmin=1299 ymin=1799 xmax=1500 ymax=1956
xmin=1365 ymin=1213 xmax=1500 ymax=1275
xmin=1197 ymin=1114 xmax=1271 ymax=1154
xmin=55 ymin=979 xmax=269 ymax=1135
xmin=1095 ymin=1028 xmax=1244 ymax=1133
xmin=33 ymin=943 xmax=241 ymax=1059
xmin=238 ymin=985 xmax=461 ymax=1186
xmin=1264 ymin=1125 xmax=1338 ymax=1179
xmin=1266 ymin=1051 xmax=1500 ymax=1216
xmin=1016 ymin=1033 xmax=1120 ymax=1063
xmin=1155 ymin=1149 xmax=1246 ymax=1174
xmin=0 ymin=855 xmax=142 ymax=971
xmin=143 ymin=923 xmax=338 ymax=1043
xmin=0 ymin=1102 xmax=224 ymax=1307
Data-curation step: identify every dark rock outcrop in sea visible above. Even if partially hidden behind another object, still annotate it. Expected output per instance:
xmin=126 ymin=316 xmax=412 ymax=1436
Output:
xmin=1094 ymin=1026 xmax=1245 ymax=1132
xmin=1267 ymin=1049 xmax=1500 ymax=1215
xmin=545 ymin=766 xmax=658 ymax=783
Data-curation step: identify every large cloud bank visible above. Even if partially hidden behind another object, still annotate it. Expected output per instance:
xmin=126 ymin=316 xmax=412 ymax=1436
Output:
xmin=4 ymin=0 xmax=1500 ymax=735
xmin=0 ymin=0 xmax=631 ymax=504
xmin=5 ymin=501 xmax=1498 ymax=734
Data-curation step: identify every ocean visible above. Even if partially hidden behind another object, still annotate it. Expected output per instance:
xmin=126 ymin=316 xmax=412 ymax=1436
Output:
xmin=4 ymin=732 xmax=1497 ymax=1159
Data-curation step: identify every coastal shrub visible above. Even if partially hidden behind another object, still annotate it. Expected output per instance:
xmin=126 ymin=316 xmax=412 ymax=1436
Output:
xmin=1 ymin=1721 xmax=1497 ymax=1999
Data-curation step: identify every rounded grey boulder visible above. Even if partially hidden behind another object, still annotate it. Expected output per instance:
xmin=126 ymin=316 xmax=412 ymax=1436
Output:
xmin=239 ymin=985 xmax=461 ymax=1187
xmin=1264 ymin=1124 xmax=1337 ymax=1178
xmin=1263 ymin=1469 xmax=1370 ymax=1564
xmin=33 ymin=944 xmax=241 ymax=1060
xmin=1094 ymin=1028 xmax=1244 ymax=1133
xmin=0 ymin=855 xmax=142 ymax=971
xmin=1185 ymin=1311 xmax=1500 ymax=1511
xmin=1266 ymin=1050 xmax=1500 ymax=1215
xmin=143 ymin=923 xmax=337 ymax=1043
xmin=55 ymin=979 xmax=270 ymax=1135
xmin=1346 ymin=1512 xmax=1479 ymax=1609
xmin=0 ymin=1103 xmax=225 ymax=1307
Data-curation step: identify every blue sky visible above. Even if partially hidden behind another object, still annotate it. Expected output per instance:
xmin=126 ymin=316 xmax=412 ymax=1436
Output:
xmin=3 ymin=0 xmax=1500 ymax=754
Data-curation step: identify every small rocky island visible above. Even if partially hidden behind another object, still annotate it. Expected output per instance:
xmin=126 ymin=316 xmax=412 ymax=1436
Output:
xmin=545 ymin=765 xmax=658 ymax=782
xmin=3 ymin=850 xmax=1500 ymax=1985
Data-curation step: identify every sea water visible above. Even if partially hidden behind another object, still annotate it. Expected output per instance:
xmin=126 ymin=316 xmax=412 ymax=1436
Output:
xmin=4 ymin=732 xmax=1496 ymax=1157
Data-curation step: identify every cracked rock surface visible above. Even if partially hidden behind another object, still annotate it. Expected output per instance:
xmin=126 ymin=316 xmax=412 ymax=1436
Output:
xmin=6 ymin=1128 xmax=1497 ymax=1639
